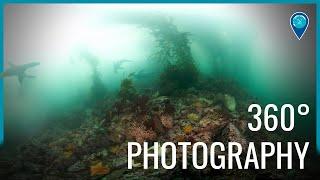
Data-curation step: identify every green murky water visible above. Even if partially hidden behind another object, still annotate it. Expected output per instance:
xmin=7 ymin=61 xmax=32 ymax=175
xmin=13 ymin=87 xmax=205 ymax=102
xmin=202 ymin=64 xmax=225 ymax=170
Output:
xmin=3 ymin=4 xmax=315 ymax=152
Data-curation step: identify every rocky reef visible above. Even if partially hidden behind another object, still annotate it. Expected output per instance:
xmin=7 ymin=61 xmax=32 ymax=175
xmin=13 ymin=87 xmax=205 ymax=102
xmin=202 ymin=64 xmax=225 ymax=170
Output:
xmin=1 ymin=79 xmax=307 ymax=180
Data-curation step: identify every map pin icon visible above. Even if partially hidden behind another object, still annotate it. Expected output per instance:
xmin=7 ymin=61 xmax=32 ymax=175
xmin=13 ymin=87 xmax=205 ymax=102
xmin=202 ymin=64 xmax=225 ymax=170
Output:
xmin=290 ymin=12 xmax=309 ymax=40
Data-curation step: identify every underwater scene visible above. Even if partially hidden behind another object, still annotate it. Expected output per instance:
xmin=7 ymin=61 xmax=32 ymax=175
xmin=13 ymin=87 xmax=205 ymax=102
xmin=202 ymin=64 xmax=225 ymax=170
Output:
xmin=0 ymin=4 xmax=319 ymax=179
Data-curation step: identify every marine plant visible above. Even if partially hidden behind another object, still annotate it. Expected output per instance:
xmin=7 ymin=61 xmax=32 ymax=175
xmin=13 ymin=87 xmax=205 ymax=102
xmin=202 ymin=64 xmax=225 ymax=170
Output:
xmin=127 ymin=123 xmax=157 ymax=144
xmin=139 ymin=16 xmax=199 ymax=95
xmin=79 ymin=50 xmax=107 ymax=103
xmin=131 ymin=95 xmax=149 ymax=115
xmin=187 ymin=113 xmax=200 ymax=121
xmin=118 ymin=77 xmax=137 ymax=101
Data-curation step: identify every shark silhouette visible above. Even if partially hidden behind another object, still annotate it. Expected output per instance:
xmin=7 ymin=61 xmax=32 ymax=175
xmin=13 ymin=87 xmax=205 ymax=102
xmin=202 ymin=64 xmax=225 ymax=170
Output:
xmin=113 ymin=59 xmax=132 ymax=73
xmin=0 ymin=62 xmax=40 ymax=84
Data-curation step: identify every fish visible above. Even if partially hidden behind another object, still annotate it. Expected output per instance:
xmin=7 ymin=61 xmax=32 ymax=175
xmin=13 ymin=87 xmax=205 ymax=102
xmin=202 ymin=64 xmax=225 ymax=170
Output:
xmin=113 ymin=59 xmax=133 ymax=73
xmin=0 ymin=61 xmax=40 ymax=84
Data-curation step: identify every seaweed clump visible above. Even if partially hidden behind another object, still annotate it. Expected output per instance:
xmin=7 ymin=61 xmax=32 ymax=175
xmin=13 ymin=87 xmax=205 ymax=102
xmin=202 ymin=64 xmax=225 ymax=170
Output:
xmin=141 ymin=16 xmax=199 ymax=95
xmin=118 ymin=77 xmax=137 ymax=101
xmin=80 ymin=50 xmax=107 ymax=103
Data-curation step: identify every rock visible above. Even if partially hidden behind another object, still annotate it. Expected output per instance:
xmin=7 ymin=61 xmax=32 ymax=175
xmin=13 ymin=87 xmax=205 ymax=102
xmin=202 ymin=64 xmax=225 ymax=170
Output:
xmin=223 ymin=94 xmax=236 ymax=112
xmin=221 ymin=123 xmax=247 ymax=150
xmin=105 ymin=169 xmax=127 ymax=179
xmin=215 ymin=93 xmax=237 ymax=112
xmin=234 ymin=119 xmax=247 ymax=133
xmin=68 ymin=161 xmax=86 ymax=172
xmin=160 ymin=115 xmax=173 ymax=129
xmin=23 ymin=162 xmax=43 ymax=173
xmin=110 ymin=132 xmax=126 ymax=144
xmin=112 ymin=157 xmax=128 ymax=169
xmin=0 ymin=160 xmax=13 ymax=176
xmin=151 ymin=115 xmax=166 ymax=134
xmin=4 ymin=79 xmax=290 ymax=179
xmin=199 ymin=118 xmax=211 ymax=127
xmin=203 ymin=107 xmax=215 ymax=114
xmin=100 ymin=149 xmax=108 ymax=157
xmin=198 ymin=97 xmax=213 ymax=106
xmin=255 ymin=172 xmax=284 ymax=180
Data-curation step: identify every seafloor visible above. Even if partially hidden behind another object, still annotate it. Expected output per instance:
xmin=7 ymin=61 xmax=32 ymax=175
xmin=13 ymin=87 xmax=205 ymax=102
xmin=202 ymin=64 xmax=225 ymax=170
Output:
xmin=0 ymin=79 xmax=318 ymax=179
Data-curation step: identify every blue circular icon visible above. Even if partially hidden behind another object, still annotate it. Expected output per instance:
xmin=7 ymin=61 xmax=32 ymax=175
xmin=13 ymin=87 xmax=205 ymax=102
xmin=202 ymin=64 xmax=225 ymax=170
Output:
xmin=292 ymin=15 xmax=307 ymax=29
